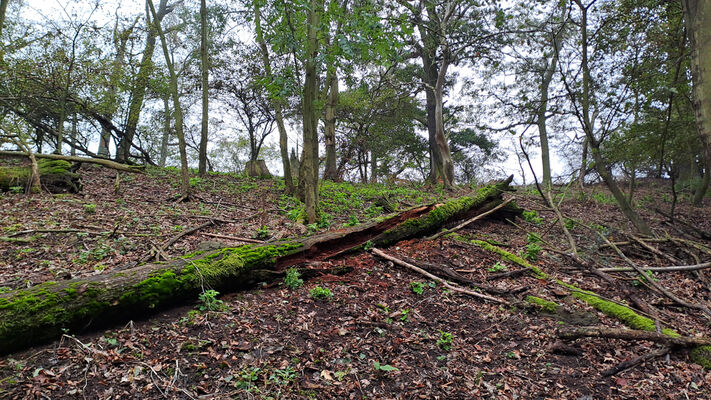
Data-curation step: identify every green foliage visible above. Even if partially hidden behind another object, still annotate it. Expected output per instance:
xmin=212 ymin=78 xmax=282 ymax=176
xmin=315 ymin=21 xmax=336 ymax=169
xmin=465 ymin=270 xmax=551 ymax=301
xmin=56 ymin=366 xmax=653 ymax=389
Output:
xmin=83 ymin=204 xmax=97 ymax=214
xmin=189 ymin=177 xmax=203 ymax=187
xmin=9 ymin=186 xmax=23 ymax=194
xmin=632 ymin=270 xmax=658 ymax=287
xmin=344 ymin=214 xmax=360 ymax=227
xmin=268 ymin=366 xmax=296 ymax=386
xmin=591 ymin=192 xmax=616 ymax=205
xmin=309 ymin=286 xmax=333 ymax=300
xmin=255 ymin=225 xmax=270 ymax=240
xmin=488 ymin=262 xmax=507 ymax=272
xmin=410 ymin=281 xmax=425 ymax=295
xmin=197 ymin=289 xmax=227 ymax=312
xmin=523 ymin=242 xmax=542 ymax=262
xmin=399 ymin=308 xmax=410 ymax=322
xmin=283 ymin=267 xmax=303 ymax=289
xmin=437 ymin=330 xmax=453 ymax=351
xmin=373 ymin=361 xmax=398 ymax=373
xmin=521 ymin=210 xmax=543 ymax=224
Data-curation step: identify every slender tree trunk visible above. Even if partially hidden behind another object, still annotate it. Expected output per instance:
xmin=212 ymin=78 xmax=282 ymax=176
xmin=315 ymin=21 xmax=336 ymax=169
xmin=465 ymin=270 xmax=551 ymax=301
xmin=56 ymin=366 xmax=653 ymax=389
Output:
xmin=70 ymin=114 xmax=77 ymax=156
xmin=575 ymin=0 xmax=651 ymax=235
xmin=370 ymin=151 xmax=377 ymax=184
xmin=323 ymin=67 xmax=338 ymax=181
xmin=0 ymin=0 xmax=9 ymax=39
xmin=681 ymin=0 xmax=711 ymax=206
xmin=433 ymin=57 xmax=455 ymax=189
xmin=693 ymin=155 xmax=710 ymax=205
xmin=301 ymin=0 xmax=322 ymax=223
xmin=148 ymin=0 xmax=190 ymax=199
xmin=254 ymin=4 xmax=294 ymax=194
xmin=118 ymin=0 xmax=169 ymax=163
xmin=198 ymin=0 xmax=209 ymax=176
xmin=159 ymin=94 xmax=171 ymax=167
xmin=538 ymin=30 xmax=561 ymax=191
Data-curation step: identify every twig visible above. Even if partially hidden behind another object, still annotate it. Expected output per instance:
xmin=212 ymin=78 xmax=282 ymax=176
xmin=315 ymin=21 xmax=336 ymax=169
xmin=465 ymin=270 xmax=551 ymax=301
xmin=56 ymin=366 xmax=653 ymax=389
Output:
xmin=598 ymin=262 xmax=711 ymax=273
xmin=200 ymin=232 xmax=265 ymax=244
xmin=9 ymin=228 xmax=104 ymax=237
xmin=371 ymin=248 xmax=508 ymax=304
xmin=601 ymin=347 xmax=670 ymax=377
xmin=427 ymin=198 xmax=514 ymax=240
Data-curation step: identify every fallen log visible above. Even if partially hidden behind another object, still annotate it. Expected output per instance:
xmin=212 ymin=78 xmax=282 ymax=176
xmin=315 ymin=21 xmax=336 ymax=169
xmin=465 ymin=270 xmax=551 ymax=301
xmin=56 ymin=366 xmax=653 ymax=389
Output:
xmin=0 ymin=177 xmax=515 ymax=354
xmin=0 ymin=151 xmax=145 ymax=174
xmin=0 ymin=158 xmax=81 ymax=193
xmin=558 ymin=326 xmax=711 ymax=348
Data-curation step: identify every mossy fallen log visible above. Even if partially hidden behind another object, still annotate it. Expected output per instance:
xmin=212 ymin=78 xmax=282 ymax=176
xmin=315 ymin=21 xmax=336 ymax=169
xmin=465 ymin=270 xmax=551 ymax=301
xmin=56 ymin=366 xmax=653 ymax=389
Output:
xmin=0 ymin=178 xmax=515 ymax=354
xmin=0 ymin=151 xmax=145 ymax=174
xmin=0 ymin=159 xmax=81 ymax=193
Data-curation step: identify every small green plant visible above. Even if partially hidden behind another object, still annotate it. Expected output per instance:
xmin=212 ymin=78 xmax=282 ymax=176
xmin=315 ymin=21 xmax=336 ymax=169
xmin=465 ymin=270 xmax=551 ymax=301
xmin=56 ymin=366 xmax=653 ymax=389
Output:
xmin=437 ymin=330 xmax=453 ymax=351
xmin=344 ymin=214 xmax=360 ymax=227
xmin=632 ymin=270 xmax=658 ymax=287
xmin=9 ymin=186 xmax=23 ymax=194
xmin=363 ymin=240 xmax=374 ymax=251
xmin=564 ymin=218 xmax=576 ymax=230
xmin=592 ymin=192 xmax=616 ymax=204
xmin=373 ymin=361 xmax=398 ymax=373
xmin=399 ymin=308 xmax=410 ymax=322
xmin=522 ymin=233 xmax=542 ymax=262
xmin=83 ymin=203 xmax=97 ymax=214
xmin=197 ymin=289 xmax=227 ymax=312
xmin=523 ymin=242 xmax=542 ymax=262
xmin=269 ymin=366 xmax=296 ymax=386
xmin=522 ymin=210 xmax=543 ymax=224
xmin=255 ymin=225 xmax=270 ymax=240
xmin=410 ymin=281 xmax=426 ymax=295
xmin=284 ymin=267 xmax=304 ymax=289
xmin=189 ymin=177 xmax=203 ymax=187
xmin=309 ymin=286 xmax=333 ymax=300
xmin=234 ymin=366 xmax=262 ymax=390
xmin=488 ymin=262 xmax=507 ymax=272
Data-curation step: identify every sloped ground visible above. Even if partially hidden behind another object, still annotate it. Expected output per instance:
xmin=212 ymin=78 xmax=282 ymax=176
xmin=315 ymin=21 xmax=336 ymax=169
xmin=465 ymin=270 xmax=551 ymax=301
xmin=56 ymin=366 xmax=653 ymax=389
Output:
xmin=1 ymin=165 xmax=710 ymax=399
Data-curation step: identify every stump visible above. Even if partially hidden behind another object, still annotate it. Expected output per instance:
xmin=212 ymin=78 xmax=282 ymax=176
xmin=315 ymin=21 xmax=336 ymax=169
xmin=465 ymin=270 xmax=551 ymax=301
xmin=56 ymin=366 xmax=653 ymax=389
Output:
xmin=245 ymin=159 xmax=272 ymax=178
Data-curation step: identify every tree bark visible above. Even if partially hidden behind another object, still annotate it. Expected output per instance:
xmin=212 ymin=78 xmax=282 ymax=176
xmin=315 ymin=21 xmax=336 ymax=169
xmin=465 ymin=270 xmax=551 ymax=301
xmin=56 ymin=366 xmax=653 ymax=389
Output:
xmin=0 ymin=178 xmax=514 ymax=354
xmin=682 ymin=0 xmax=711 ymax=198
xmin=198 ymin=0 xmax=209 ymax=176
xmin=323 ymin=67 xmax=339 ymax=181
xmin=301 ymin=0 xmax=322 ymax=223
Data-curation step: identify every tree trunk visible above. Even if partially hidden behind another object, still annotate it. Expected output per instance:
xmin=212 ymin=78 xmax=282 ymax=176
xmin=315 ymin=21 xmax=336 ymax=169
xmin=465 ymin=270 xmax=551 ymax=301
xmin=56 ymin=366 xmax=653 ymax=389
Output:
xmin=159 ymin=94 xmax=171 ymax=167
xmin=148 ymin=0 xmax=190 ymax=199
xmin=574 ymin=0 xmax=651 ymax=235
xmin=70 ymin=114 xmax=77 ymax=156
xmin=117 ymin=0 xmax=170 ymax=163
xmin=254 ymin=4 xmax=295 ymax=194
xmin=0 ymin=151 xmax=145 ymax=173
xmin=0 ymin=178 xmax=515 ymax=354
xmin=0 ymin=159 xmax=81 ymax=193
xmin=682 ymin=0 xmax=711 ymax=186
xmin=538 ymin=31 xmax=561 ymax=191
xmin=301 ymin=0 xmax=322 ymax=223
xmin=323 ymin=67 xmax=339 ymax=181
xmin=198 ymin=0 xmax=209 ymax=176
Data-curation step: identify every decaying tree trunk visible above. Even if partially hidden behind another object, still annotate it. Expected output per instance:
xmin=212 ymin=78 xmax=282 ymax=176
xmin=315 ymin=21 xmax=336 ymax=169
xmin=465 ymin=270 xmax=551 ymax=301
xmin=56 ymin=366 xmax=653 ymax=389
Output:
xmin=0 ymin=159 xmax=81 ymax=193
xmin=0 ymin=151 xmax=146 ymax=174
xmin=0 ymin=177 xmax=516 ymax=354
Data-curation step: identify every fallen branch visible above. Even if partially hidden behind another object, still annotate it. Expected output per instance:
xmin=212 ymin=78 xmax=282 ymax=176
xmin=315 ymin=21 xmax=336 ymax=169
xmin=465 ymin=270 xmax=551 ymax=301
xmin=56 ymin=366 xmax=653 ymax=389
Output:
xmin=601 ymin=347 xmax=670 ymax=377
xmin=598 ymin=262 xmax=711 ymax=273
xmin=558 ymin=326 xmax=711 ymax=347
xmin=371 ymin=248 xmax=508 ymax=304
xmin=200 ymin=232 xmax=266 ymax=244
xmin=427 ymin=198 xmax=514 ymax=240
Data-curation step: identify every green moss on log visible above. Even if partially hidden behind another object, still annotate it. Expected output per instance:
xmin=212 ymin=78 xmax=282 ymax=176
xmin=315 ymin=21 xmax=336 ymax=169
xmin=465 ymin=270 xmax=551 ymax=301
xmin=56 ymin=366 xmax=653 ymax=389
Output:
xmin=525 ymin=295 xmax=559 ymax=312
xmin=0 ymin=159 xmax=80 ymax=192
xmin=0 ymin=242 xmax=303 ymax=354
xmin=465 ymin=238 xmax=548 ymax=279
xmin=376 ymin=177 xmax=513 ymax=247
xmin=690 ymin=346 xmax=711 ymax=369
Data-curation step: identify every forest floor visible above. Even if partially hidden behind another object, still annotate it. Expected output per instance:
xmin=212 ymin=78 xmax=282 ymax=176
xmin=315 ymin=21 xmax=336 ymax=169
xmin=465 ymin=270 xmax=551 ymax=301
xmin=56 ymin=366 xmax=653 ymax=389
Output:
xmin=1 ymin=165 xmax=710 ymax=399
